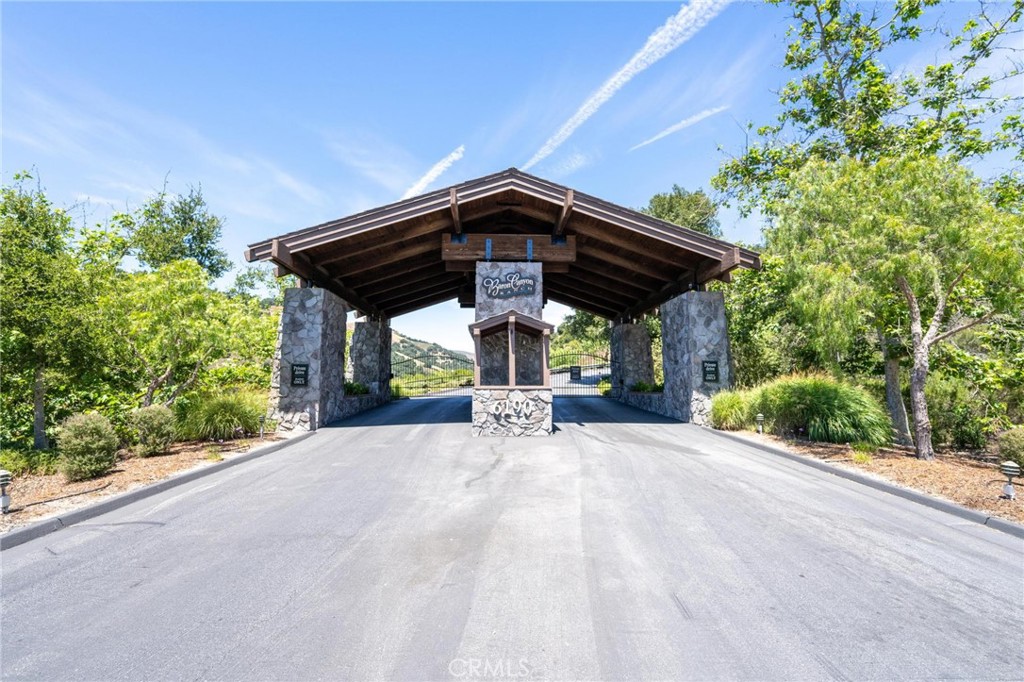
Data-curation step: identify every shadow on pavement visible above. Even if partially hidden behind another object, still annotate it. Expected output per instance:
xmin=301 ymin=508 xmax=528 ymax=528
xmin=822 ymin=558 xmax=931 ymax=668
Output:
xmin=324 ymin=396 xmax=681 ymax=429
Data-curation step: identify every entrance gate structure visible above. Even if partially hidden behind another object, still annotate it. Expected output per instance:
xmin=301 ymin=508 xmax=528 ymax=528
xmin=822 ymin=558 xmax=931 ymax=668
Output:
xmin=245 ymin=168 xmax=760 ymax=434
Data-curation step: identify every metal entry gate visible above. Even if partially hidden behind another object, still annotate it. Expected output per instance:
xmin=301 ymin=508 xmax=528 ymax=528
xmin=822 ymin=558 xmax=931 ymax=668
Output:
xmin=549 ymin=351 xmax=612 ymax=396
xmin=391 ymin=352 xmax=474 ymax=398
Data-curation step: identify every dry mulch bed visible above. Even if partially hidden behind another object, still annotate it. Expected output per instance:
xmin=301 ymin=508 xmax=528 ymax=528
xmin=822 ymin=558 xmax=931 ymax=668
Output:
xmin=728 ymin=431 xmax=1023 ymax=525
xmin=0 ymin=435 xmax=282 ymax=535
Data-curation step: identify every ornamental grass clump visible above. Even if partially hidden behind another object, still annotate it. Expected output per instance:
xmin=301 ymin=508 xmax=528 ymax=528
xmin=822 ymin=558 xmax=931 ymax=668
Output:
xmin=752 ymin=375 xmax=890 ymax=445
xmin=130 ymin=405 xmax=176 ymax=457
xmin=709 ymin=390 xmax=753 ymax=431
xmin=178 ymin=390 xmax=265 ymax=441
xmin=56 ymin=413 xmax=118 ymax=481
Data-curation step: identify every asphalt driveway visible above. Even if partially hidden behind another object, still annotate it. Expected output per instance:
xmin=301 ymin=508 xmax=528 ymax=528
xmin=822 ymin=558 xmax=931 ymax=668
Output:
xmin=2 ymin=397 xmax=1022 ymax=681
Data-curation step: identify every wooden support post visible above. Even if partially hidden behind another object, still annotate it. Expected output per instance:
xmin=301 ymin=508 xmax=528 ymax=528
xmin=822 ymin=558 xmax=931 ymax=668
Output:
xmin=508 ymin=316 xmax=516 ymax=387
xmin=450 ymin=188 xmax=462 ymax=234
xmin=555 ymin=189 xmax=574 ymax=236
xmin=473 ymin=329 xmax=482 ymax=387
xmin=542 ymin=330 xmax=551 ymax=387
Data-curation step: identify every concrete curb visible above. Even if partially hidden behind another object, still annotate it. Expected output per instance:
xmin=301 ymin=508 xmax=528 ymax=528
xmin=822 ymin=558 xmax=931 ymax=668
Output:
xmin=710 ymin=429 xmax=1024 ymax=540
xmin=0 ymin=431 xmax=318 ymax=551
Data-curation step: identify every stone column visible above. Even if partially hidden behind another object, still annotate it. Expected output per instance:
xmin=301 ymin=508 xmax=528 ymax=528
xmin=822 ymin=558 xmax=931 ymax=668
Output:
xmin=660 ymin=290 xmax=732 ymax=425
xmin=610 ymin=322 xmax=655 ymax=396
xmin=268 ymin=288 xmax=347 ymax=433
xmin=350 ymin=316 xmax=392 ymax=397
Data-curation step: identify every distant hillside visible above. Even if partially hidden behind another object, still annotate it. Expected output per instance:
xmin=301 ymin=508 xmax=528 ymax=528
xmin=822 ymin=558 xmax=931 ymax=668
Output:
xmin=347 ymin=323 xmax=473 ymax=377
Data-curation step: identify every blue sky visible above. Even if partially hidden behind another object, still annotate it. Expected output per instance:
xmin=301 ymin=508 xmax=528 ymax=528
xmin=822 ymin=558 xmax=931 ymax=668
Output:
xmin=2 ymin=1 xmax=1008 ymax=352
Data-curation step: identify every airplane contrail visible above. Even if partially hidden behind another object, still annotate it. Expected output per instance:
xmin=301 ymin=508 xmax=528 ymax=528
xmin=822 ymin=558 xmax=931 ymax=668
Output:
xmin=629 ymin=105 xmax=729 ymax=151
xmin=401 ymin=144 xmax=466 ymax=199
xmin=522 ymin=0 xmax=732 ymax=171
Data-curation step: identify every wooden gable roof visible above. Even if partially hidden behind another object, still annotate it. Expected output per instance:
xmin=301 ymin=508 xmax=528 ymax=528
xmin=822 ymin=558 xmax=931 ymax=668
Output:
xmin=245 ymin=168 xmax=760 ymax=319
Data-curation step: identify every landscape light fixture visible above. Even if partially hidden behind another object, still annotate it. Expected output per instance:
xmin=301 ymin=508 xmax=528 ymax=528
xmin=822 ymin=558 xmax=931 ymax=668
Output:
xmin=756 ymin=413 xmax=765 ymax=434
xmin=0 ymin=469 xmax=12 ymax=514
xmin=999 ymin=460 xmax=1021 ymax=500
xmin=258 ymin=415 xmax=266 ymax=440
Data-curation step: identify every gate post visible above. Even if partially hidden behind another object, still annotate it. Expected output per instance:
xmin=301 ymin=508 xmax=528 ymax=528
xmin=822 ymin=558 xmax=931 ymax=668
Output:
xmin=610 ymin=321 xmax=655 ymax=397
xmin=660 ymin=290 xmax=732 ymax=425
xmin=350 ymin=315 xmax=392 ymax=398
xmin=268 ymin=287 xmax=347 ymax=433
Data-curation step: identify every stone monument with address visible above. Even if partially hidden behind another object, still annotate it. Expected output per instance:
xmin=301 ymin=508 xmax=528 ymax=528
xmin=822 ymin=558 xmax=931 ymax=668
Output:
xmin=470 ymin=261 xmax=553 ymax=437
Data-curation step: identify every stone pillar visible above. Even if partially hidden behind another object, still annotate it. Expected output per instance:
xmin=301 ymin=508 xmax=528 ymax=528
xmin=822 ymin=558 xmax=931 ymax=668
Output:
xmin=660 ymin=290 xmax=732 ymax=425
xmin=350 ymin=316 xmax=392 ymax=398
xmin=610 ymin=322 xmax=655 ymax=396
xmin=269 ymin=288 xmax=347 ymax=433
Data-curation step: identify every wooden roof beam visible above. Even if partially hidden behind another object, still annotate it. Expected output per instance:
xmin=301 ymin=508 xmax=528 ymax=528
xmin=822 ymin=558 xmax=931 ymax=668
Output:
xmin=544 ymin=287 xmax=619 ymax=319
xmin=575 ymin=242 xmax=677 ymax=280
xmin=450 ymin=188 xmax=462 ymax=234
xmin=695 ymin=247 xmax=741 ymax=284
xmin=323 ymin=238 xmax=439 ymax=275
xmin=554 ymin=189 xmax=573 ymax=236
xmin=270 ymin=239 xmax=379 ymax=316
xmin=374 ymin=278 xmax=463 ymax=308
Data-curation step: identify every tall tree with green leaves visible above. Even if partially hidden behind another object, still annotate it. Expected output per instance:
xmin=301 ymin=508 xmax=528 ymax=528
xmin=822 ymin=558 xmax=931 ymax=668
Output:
xmin=1 ymin=174 xmax=94 ymax=449
xmin=641 ymin=185 xmax=723 ymax=237
xmin=125 ymin=184 xmax=232 ymax=278
xmin=714 ymin=0 xmax=1023 ymax=212
xmin=772 ymin=156 xmax=1024 ymax=459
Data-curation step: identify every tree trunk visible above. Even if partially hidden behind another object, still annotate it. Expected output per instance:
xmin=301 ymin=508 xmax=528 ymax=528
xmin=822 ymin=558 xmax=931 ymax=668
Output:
xmin=879 ymin=336 xmax=913 ymax=446
xmin=908 ymin=345 xmax=935 ymax=460
xmin=32 ymin=365 xmax=49 ymax=450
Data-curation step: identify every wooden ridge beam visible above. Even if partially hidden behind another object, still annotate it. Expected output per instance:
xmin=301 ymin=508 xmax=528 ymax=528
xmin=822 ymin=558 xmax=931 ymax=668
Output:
xmin=444 ymin=261 xmax=570 ymax=273
xmin=554 ymin=189 xmax=574 ymax=236
xmin=442 ymin=234 xmax=576 ymax=263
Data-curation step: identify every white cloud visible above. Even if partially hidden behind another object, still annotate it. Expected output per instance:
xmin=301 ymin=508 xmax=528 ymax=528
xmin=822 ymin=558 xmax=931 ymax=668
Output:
xmin=629 ymin=105 xmax=729 ymax=151
xmin=546 ymin=151 xmax=592 ymax=178
xmin=325 ymin=131 xmax=420 ymax=195
xmin=400 ymin=145 xmax=466 ymax=199
xmin=522 ymin=0 xmax=732 ymax=170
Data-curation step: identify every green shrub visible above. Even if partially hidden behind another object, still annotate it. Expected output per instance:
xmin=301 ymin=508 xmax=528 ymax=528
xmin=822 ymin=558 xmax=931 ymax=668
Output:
xmin=751 ymin=374 xmax=891 ymax=445
xmin=0 ymin=448 xmax=60 ymax=476
xmin=344 ymin=381 xmax=370 ymax=396
xmin=999 ymin=428 xmax=1024 ymax=468
xmin=56 ymin=413 xmax=118 ymax=481
xmin=851 ymin=441 xmax=878 ymax=455
xmin=177 ymin=391 xmax=265 ymax=441
xmin=926 ymin=374 xmax=991 ymax=448
xmin=597 ymin=377 xmax=612 ymax=397
xmin=631 ymin=381 xmax=663 ymax=393
xmin=130 ymin=405 xmax=176 ymax=457
xmin=710 ymin=391 xmax=753 ymax=430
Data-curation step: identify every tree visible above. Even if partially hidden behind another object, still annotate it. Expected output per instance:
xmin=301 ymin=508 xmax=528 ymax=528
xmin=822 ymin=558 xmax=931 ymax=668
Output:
xmin=641 ymin=185 xmax=722 ymax=237
xmin=100 ymin=260 xmax=245 ymax=406
xmin=714 ymin=0 xmax=1023 ymax=213
xmin=0 ymin=174 xmax=94 ymax=449
xmin=126 ymin=184 xmax=232 ymax=278
xmin=772 ymin=156 xmax=1024 ymax=459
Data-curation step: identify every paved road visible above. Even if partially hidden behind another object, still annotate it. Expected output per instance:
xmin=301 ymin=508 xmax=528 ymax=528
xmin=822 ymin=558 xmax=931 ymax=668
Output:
xmin=3 ymin=398 xmax=1022 ymax=681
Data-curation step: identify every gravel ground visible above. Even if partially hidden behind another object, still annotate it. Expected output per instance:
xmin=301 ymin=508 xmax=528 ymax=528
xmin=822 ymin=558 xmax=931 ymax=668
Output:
xmin=728 ymin=431 xmax=1024 ymax=524
xmin=0 ymin=436 xmax=281 ymax=534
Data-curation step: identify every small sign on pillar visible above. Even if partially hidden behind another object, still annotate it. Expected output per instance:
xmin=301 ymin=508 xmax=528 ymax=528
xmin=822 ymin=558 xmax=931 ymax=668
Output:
xmin=291 ymin=363 xmax=310 ymax=386
xmin=702 ymin=360 xmax=719 ymax=383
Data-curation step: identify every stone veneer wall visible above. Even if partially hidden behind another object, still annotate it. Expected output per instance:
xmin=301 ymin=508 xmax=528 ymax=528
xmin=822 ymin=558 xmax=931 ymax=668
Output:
xmin=660 ymin=290 xmax=732 ymax=425
xmin=610 ymin=323 xmax=655 ymax=397
xmin=515 ymin=332 xmax=544 ymax=386
xmin=472 ymin=388 xmax=553 ymax=437
xmin=480 ymin=332 xmax=509 ymax=386
xmin=619 ymin=391 xmax=666 ymax=416
xmin=350 ymin=316 xmax=392 ymax=398
xmin=269 ymin=288 xmax=389 ymax=434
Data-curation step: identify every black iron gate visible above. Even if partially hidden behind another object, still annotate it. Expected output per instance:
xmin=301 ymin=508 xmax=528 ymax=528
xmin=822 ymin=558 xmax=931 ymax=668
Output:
xmin=549 ymin=351 xmax=612 ymax=396
xmin=391 ymin=352 xmax=474 ymax=398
